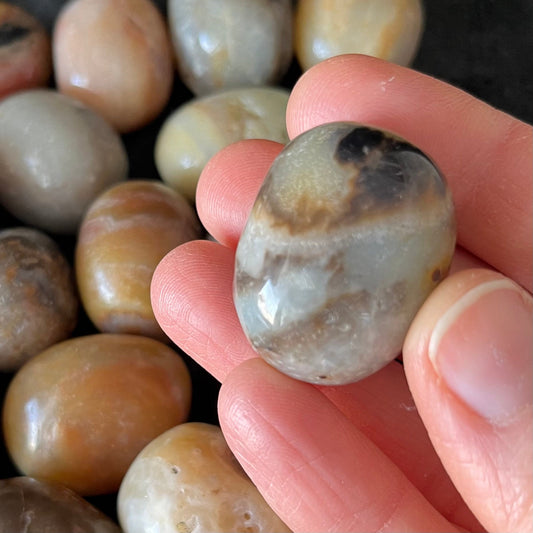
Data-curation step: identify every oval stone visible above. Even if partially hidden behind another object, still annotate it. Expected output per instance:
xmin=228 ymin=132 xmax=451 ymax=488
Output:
xmin=167 ymin=0 xmax=293 ymax=95
xmin=155 ymin=86 xmax=289 ymax=202
xmin=76 ymin=180 xmax=202 ymax=341
xmin=234 ymin=122 xmax=456 ymax=385
xmin=0 ymin=89 xmax=128 ymax=234
xmin=118 ymin=422 xmax=290 ymax=533
xmin=53 ymin=0 xmax=174 ymax=133
xmin=2 ymin=333 xmax=192 ymax=495
xmin=294 ymin=0 xmax=424 ymax=71
xmin=0 ymin=227 xmax=78 ymax=372
xmin=0 ymin=477 xmax=121 ymax=533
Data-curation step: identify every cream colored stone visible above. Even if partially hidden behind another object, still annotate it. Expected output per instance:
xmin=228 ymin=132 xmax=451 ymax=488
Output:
xmin=118 ymin=423 xmax=291 ymax=533
xmin=155 ymin=87 xmax=289 ymax=202
xmin=295 ymin=0 xmax=424 ymax=70
xmin=167 ymin=0 xmax=292 ymax=95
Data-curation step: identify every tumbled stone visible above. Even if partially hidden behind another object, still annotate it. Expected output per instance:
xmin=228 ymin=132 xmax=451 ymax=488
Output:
xmin=0 ymin=227 xmax=78 ymax=372
xmin=294 ymin=0 xmax=424 ymax=71
xmin=167 ymin=0 xmax=293 ymax=95
xmin=53 ymin=0 xmax=173 ymax=132
xmin=234 ymin=122 xmax=456 ymax=385
xmin=0 ymin=477 xmax=121 ymax=533
xmin=2 ymin=333 xmax=192 ymax=495
xmin=76 ymin=180 xmax=201 ymax=340
xmin=155 ymin=86 xmax=289 ymax=202
xmin=0 ymin=2 xmax=52 ymax=99
xmin=118 ymin=422 xmax=291 ymax=533
xmin=0 ymin=89 xmax=128 ymax=234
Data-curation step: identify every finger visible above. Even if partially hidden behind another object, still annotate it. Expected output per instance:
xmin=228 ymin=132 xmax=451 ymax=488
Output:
xmin=219 ymin=358 xmax=461 ymax=533
xmin=287 ymin=55 xmax=533 ymax=290
xmin=403 ymin=268 xmax=533 ymax=532
xmin=151 ymin=240 xmax=257 ymax=382
xmin=196 ymin=139 xmax=283 ymax=248
xmin=319 ymin=362 xmax=483 ymax=532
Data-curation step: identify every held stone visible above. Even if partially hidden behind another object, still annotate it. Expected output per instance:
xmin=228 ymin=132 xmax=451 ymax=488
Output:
xmin=234 ymin=122 xmax=456 ymax=385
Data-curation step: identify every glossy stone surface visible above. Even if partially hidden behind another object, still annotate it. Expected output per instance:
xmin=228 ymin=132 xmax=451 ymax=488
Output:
xmin=168 ymin=0 xmax=292 ymax=95
xmin=0 ymin=477 xmax=121 ymax=533
xmin=76 ymin=180 xmax=202 ymax=340
xmin=234 ymin=122 xmax=456 ymax=385
xmin=155 ymin=86 xmax=289 ymax=202
xmin=2 ymin=333 xmax=192 ymax=495
xmin=118 ymin=422 xmax=291 ymax=533
xmin=54 ymin=0 xmax=173 ymax=132
xmin=295 ymin=0 xmax=424 ymax=71
xmin=0 ymin=2 xmax=52 ymax=99
xmin=0 ymin=89 xmax=128 ymax=234
xmin=0 ymin=227 xmax=78 ymax=372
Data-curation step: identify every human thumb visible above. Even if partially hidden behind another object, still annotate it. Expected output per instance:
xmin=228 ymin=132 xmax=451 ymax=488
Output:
xmin=403 ymin=268 xmax=532 ymax=533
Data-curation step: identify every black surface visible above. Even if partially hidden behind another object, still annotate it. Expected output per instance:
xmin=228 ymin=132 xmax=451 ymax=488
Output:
xmin=1 ymin=0 xmax=532 ymax=524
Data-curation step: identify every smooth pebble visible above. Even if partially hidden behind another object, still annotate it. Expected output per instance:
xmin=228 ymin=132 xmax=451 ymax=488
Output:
xmin=0 ymin=227 xmax=78 ymax=372
xmin=2 ymin=333 xmax=192 ymax=495
xmin=234 ymin=122 xmax=456 ymax=385
xmin=155 ymin=86 xmax=289 ymax=202
xmin=118 ymin=422 xmax=291 ymax=533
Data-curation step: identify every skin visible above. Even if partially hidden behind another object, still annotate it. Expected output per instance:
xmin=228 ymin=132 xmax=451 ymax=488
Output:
xmin=151 ymin=55 xmax=532 ymax=532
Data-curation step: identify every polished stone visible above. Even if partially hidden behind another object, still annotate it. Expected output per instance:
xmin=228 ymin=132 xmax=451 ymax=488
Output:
xmin=53 ymin=0 xmax=173 ymax=132
xmin=0 ymin=2 xmax=51 ymax=99
xmin=2 ymin=333 xmax=192 ymax=495
xmin=167 ymin=0 xmax=292 ymax=95
xmin=234 ymin=122 xmax=456 ymax=385
xmin=295 ymin=0 xmax=424 ymax=71
xmin=0 ymin=477 xmax=121 ymax=533
xmin=118 ymin=422 xmax=291 ymax=533
xmin=76 ymin=180 xmax=202 ymax=340
xmin=0 ymin=89 xmax=128 ymax=234
xmin=0 ymin=227 xmax=78 ymax=372
xmin=155 ymin=86 xmax=289 ymax=202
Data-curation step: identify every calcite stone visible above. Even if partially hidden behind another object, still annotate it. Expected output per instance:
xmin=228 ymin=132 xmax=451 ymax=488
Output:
xmin=0 ymin=477 xmax=121 ymax=533
xmin=76 ymin=180 xmax=202 ymax=340
xmin=118 ymin=422 xmax=291 ymax=533
xmin=53 ymin=0 xmax=173 ymax=132
xmin=0 ymin=89 xmax=128 ymax=234
xmin=0 ymin=2 xmax=52 ymax=99
xmin=2 ymin=333 xmax=192 ymax=495
xmin=295 ymin=0 xmax=424 ymax=71
xmin=0 ymin=227 xmax=78 ymax=372
xmin=234 ymin=122 xmax=456 ymax=385
xmin=155 ymin=86 xmax=289 ymax=202
xmin=167 ymin=0 xmax=293 ymax=95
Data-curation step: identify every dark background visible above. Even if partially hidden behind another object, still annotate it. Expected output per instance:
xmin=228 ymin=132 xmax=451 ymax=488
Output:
xmin=1 ymin=0 xmax=532 ymax=523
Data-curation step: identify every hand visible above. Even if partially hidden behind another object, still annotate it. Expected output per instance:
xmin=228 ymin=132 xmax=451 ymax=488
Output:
xmin=151 ymin=55 xmax=532 ymax=532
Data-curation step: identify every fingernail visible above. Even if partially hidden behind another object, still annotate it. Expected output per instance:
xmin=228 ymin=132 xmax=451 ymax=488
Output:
xmin=429 ymin=279 xmax=533 ymax=426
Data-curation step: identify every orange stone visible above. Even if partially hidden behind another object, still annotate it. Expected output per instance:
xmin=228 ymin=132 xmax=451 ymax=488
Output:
xmin=0 ymin=2 xmax=52 ymax=99
xmin=2 ymin=334 xmax=192 ymax=496
xmin=76 ymin=180 xmax=202 ymax=341
xmin=53 ymin=0 xmax=173 ymax=132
